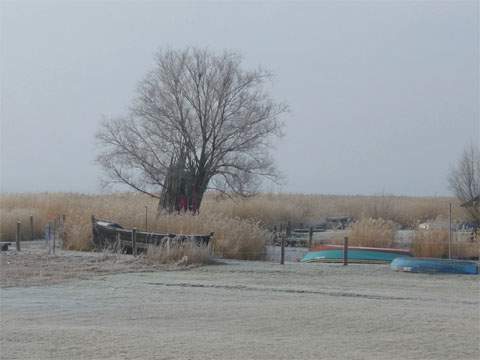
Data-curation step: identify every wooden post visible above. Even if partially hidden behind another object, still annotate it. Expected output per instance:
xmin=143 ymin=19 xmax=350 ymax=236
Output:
xmin=116 ymin=232 xmax=121 ymax=252
xmin=46 ymin=222 xmax=50 ymax=250
xmin=286 ymin=221 xmax=291 ymax=249
xmin=279 ymin=223 xmax=283 ymax=237
xmin=16 ymin=221 xmax=21 ymax=251
xmin=145 ymin=206 xmax=148 ymax=232
xmin=272 ymin=225 xmax=277 ymax=246
xmin=132 ymin=228 xmax=137 ymax=256
xmin=308 ymin=226 xmax=313 ymax=249
xmin=52 ymin=219 xmax=56 ymax=255
xmin=343 ymin=236 xmax=349 ymax=266
xmin=90 ymin=215 xmax=96 ymax=246
xmin=61 ymin=214 xmax=66 ymax=248
xmin=30 ymin=215 xmax=34 ymax=241
xmin=47 ymin=222 xmax=52 ymax=255
xmin=448 ymin=203 xmax=452 ymax=259
xmin=280 ymin=235 xmax=285 ymax=265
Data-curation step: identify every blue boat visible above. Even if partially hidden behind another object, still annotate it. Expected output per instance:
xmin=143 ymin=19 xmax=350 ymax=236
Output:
xmin=391 ymin=257 xmax=479 ymax=275
xmin=301 ymin=245 xmax=411 ymax=264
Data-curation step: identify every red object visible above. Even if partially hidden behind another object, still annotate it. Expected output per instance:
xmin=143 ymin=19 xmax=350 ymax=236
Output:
xmin=311 ymin=244 xmax=411 ymax=256
xmin=178 ymin=195 xmax=188 ymax=212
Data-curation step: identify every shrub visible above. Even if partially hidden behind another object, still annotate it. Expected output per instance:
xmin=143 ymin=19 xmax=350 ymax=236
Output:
xmin=412 ymin=229 xmax=449 ymax=258
xmin=145 ymin=243 xmax=212 ymax=265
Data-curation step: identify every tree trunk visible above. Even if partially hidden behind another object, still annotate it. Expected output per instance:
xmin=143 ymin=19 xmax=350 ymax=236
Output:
xmin=191 ymin=181 xmax=208 ymax=213
xmin=158 ymin=154 xmax=185 ymax=213
xmin=156 ymin=148 xmax=212 ymax=215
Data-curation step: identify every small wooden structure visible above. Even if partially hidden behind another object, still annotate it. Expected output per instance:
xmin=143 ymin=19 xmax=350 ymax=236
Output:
xmin=91 ymin=216 xmax=213 ymax=255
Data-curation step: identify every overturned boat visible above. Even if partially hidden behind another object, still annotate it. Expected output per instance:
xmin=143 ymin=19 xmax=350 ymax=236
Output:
xmin=391 ymin=257 xmax=479 ymax=275
xmin=301 ymin=245 xmax=411 ymax=264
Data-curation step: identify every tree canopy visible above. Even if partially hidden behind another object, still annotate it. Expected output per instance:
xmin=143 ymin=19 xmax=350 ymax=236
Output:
xmin=96 ymin=48 xmax=287 ymax=212
xmin=449 ymin=144 xmax=480 ymax=223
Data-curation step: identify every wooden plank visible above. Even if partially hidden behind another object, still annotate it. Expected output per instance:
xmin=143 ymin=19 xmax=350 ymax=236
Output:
xmin=132 ymin=228 xmax=137 ymax=256
xmin=308 ymin=227 xmax=313 ymax=249
xmin=30 ymin=215 xmax=34 ymax=241
xmin=16 ymin=221 xmax=21 ymax=251
xmin=343 ymin=236 xmax=349 ymax=266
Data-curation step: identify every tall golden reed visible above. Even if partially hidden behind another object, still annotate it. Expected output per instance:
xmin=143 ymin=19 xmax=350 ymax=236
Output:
xmin=0 ymin=192 xmax=470 ymax=259
xmin=347 ymin=218 xmax=396 ymax=248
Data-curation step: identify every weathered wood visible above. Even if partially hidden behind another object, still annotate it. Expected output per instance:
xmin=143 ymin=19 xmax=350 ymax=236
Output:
xmin=48 ymin=222 xmax=52 ymax=255
xmin=30 ymin=215 xmax=34 ymax=241
xmin=292 ymin=228 xmax=325 ymax=234
xmin=280 ymin=236 xmax=285 ymax=265
xmin=343 ymin=236 xmax=349 ymax=266
xmin=45 ymin=222 xmax=50 ymax=250
xmin=61 ymin=214 xmax=66 ymax=249
xmin=91 ymin=215 xmax=97 ymax=247
xmin=52 ymin=219 xmax=56 ymax=255
xmin=145 ymin=206 xmax=148 ymax=232
xmin=286 ymin=222 xmax=292 ymax=247
xmin=116 ymin=232 xmax=121 ymax=251
xmin=132 ymin=228 xmax=137 ymax=256
xmin=16 ymin=221 xmax=21 ymax=251
xmin=448 ymin=203 xmax=452 ymax=260
xmin=308 ymin=227 xmax=313 ymax=249
xmin=91 ymin=217 xmax=213 ymax=255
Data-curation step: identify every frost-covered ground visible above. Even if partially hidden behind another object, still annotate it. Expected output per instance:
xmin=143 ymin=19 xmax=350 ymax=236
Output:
xmin=1 ymin=246 xmax=478 ymax=360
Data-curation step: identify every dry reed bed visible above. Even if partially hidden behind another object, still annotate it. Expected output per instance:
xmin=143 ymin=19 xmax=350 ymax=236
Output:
xmin=347 ymin=218 xmax=395 ymax=248
xmin=347 ymin=218 xmax=479 ymax=259
xmin=1 ymin=192 xmax=476 ymax=259
xmin=203 ymin=193 xmax=461 ymax=227
xmin=412 ymin=229 xmax=479 ymax=259
xmin=0 ymin=193 xmax=269 ymax=260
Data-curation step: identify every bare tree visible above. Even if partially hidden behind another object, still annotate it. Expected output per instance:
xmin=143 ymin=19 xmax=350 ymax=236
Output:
xmin=96 ymin=48 xmax=287 ymax=213
xmin=448 ymin=144 xmax=480 ymax=223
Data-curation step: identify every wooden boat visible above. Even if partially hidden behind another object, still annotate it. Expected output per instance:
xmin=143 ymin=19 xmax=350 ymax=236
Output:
xmin=92 ymin=217 xmax=213 ymax=254
xmin=301 ymin=245 xmax=411 ymax=264
xmin=391 ymin=257 xmax=479 ymax=275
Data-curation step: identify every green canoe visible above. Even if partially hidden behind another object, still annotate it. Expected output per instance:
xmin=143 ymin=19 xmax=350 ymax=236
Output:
xmin=301 ymin=245 xmax=411 ymax=264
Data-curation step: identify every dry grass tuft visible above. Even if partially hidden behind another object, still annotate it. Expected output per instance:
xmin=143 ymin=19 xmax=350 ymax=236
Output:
xmin=412 ymin=229 xmax=479 ymax=259
xmin=145 ymin=243 xmax=212 ymax=265
xmin=348 ymin=218 xmax=395 ymax=248
xmin=412 ymin=229 xmax=449 ymax=258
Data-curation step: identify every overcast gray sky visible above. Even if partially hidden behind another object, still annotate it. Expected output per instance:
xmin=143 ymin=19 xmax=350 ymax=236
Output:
xmin=1 ymin=0 xmax=478 ymax=196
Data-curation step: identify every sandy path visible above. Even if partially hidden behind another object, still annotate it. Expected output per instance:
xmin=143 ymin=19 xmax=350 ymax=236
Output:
xmin=1 ymin=256 xmax=479 ymax=360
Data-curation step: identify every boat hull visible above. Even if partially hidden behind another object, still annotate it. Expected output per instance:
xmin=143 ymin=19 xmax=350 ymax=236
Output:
xmin=301 ymin=247 xmax=410 ymax=264
xmin=391 ymin=257 xmax=479 ymax=275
